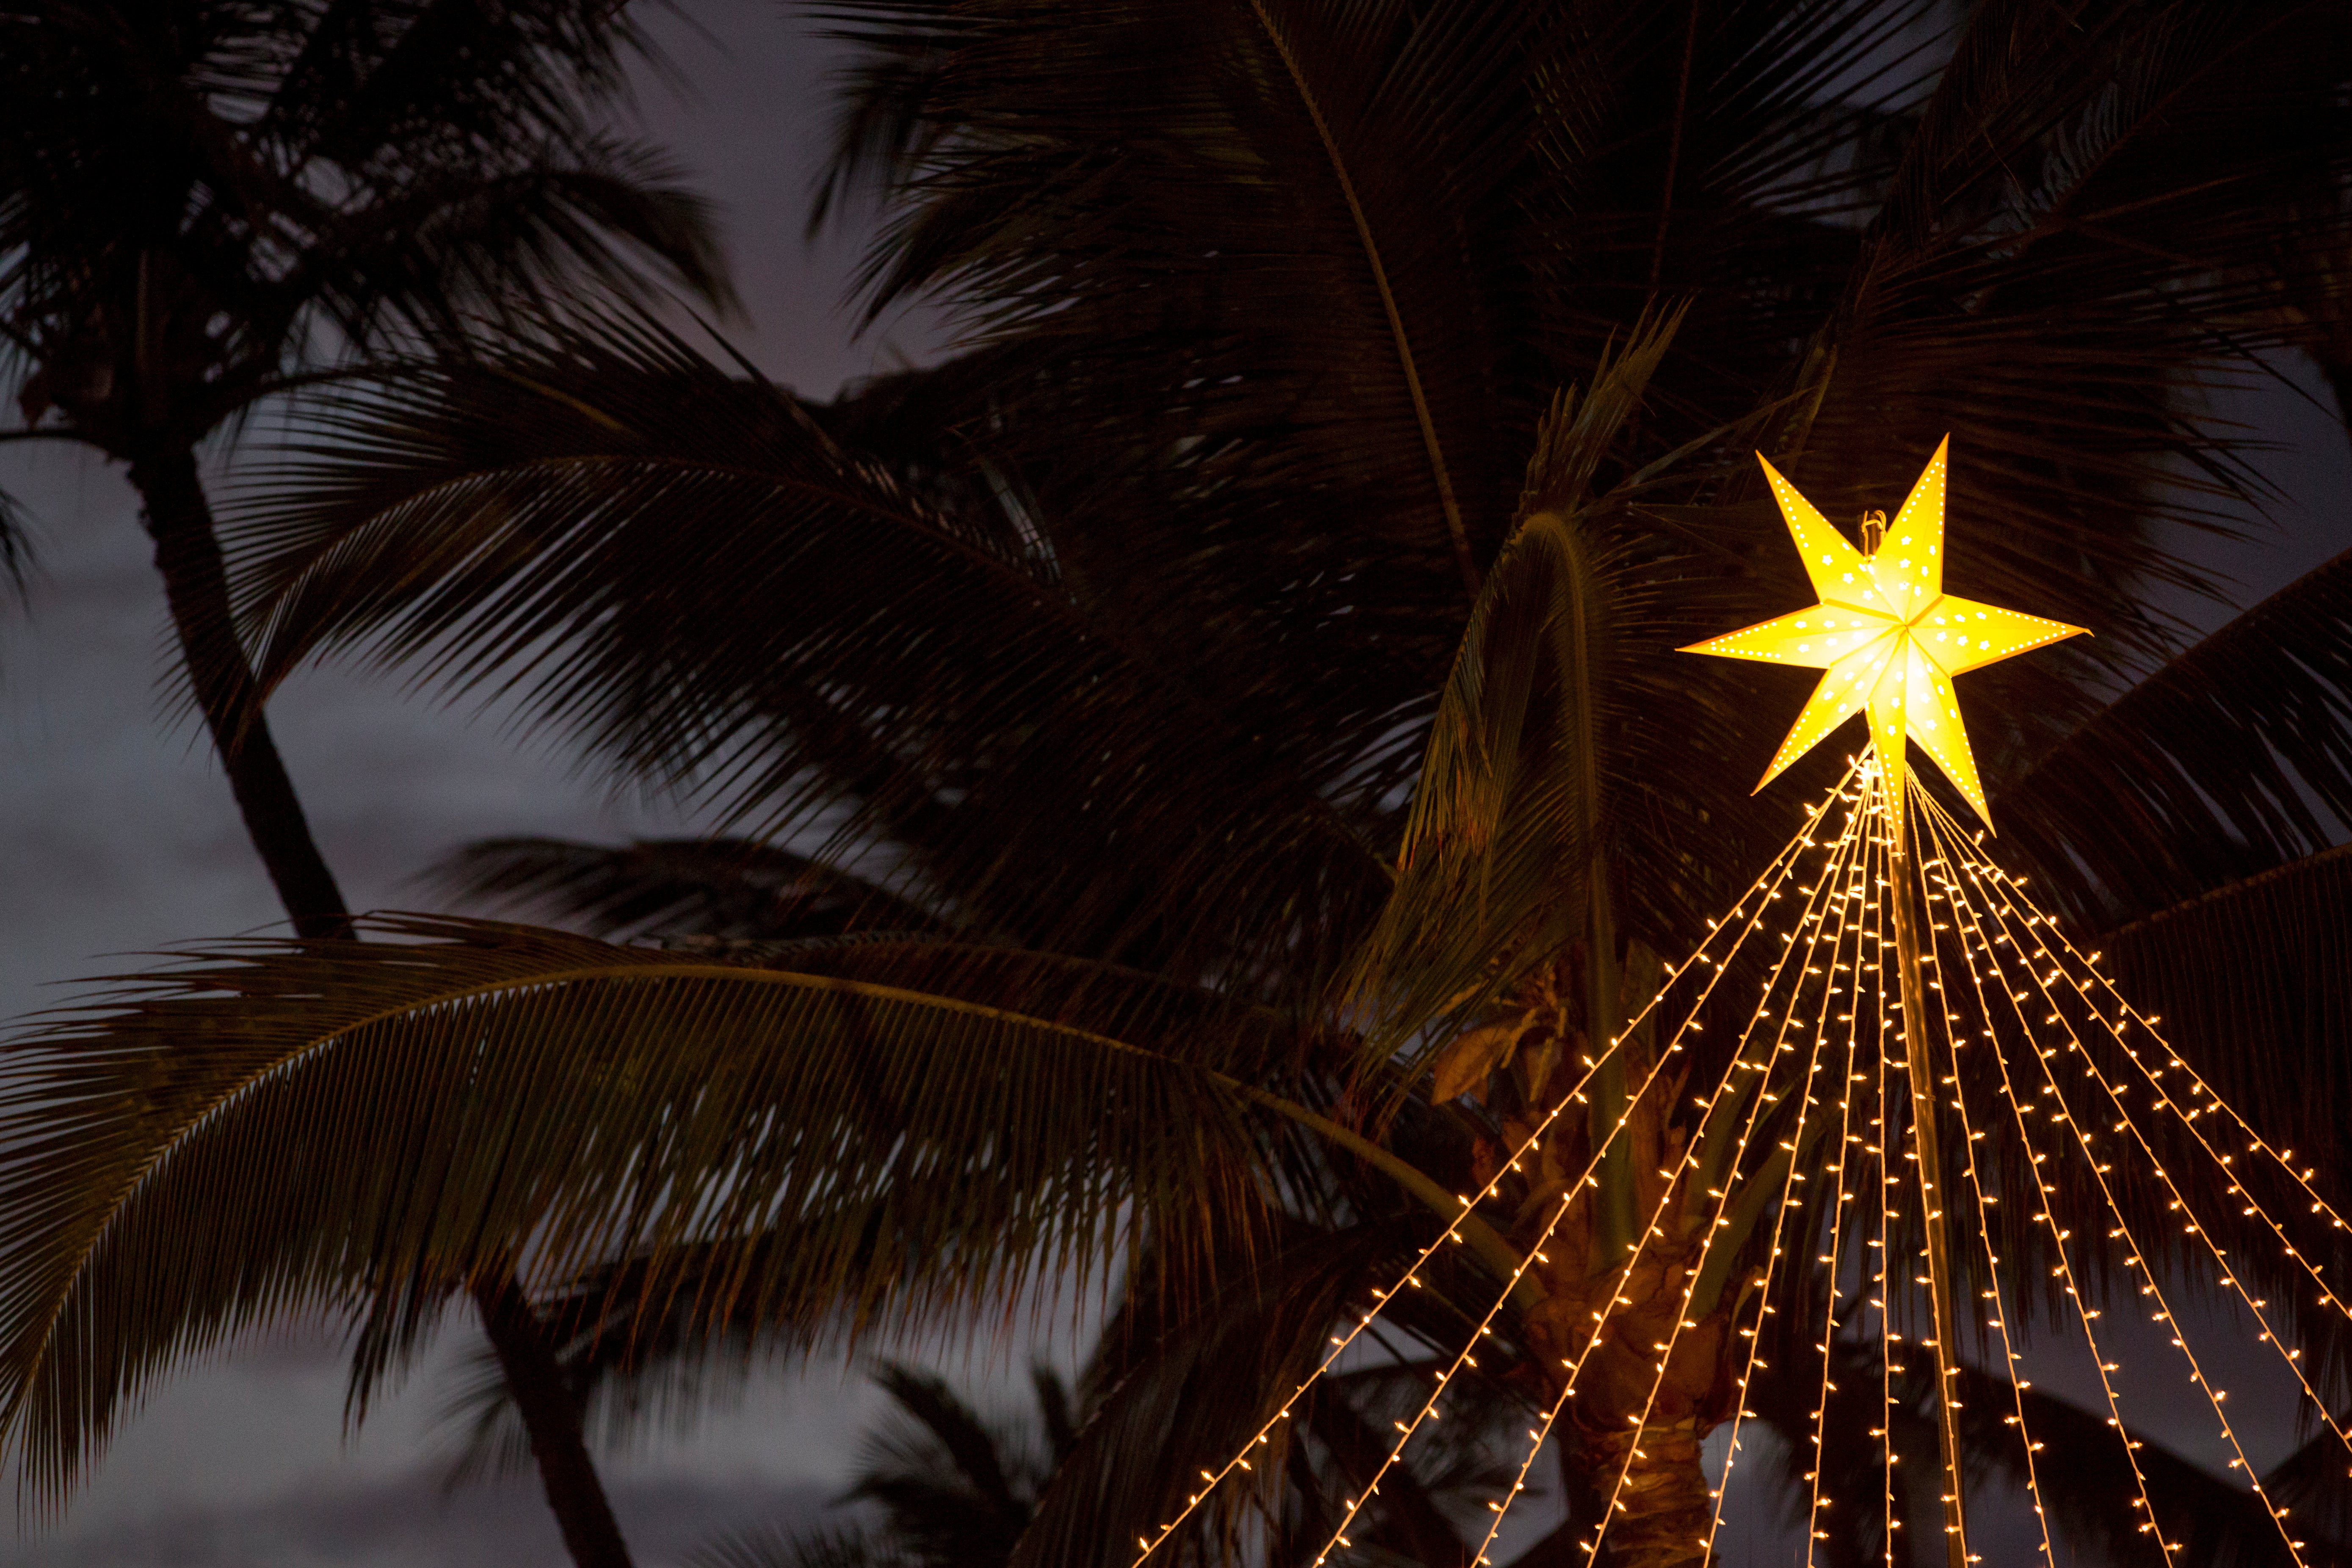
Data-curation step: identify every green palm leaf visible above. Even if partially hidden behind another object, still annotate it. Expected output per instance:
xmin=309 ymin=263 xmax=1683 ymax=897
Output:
xmin=2002 ymin=548 xmax=2352 ymax=928
xmin=230 ymin=315 xmax=1392 ymax=988
xmin=0 ymin=918 xmax=1274 ymax=1504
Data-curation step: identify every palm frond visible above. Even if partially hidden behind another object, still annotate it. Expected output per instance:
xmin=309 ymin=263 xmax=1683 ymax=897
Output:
xmin=689 ymin=1523 xmax=896 ymax=1568
xmin=301 ymin=140 xmax=737 ymax=340
xmin=1961 ymin=1367 xmax=2345 ymax=1567
xmin=2098 ymin=841 xmax=2352 ymax=1195
xmin=2263 ymin=1416 xmax=2352 ymax=1558
xmin=1017 ymin=1224 xmax=1425 ymax=1568
xmin=0 ymin=0 xmax=731 ymax=434
xmin=1748 ymin=1309 xmax=2350 ymax=1568
xmin=1346 ymin=310 xmax=1789 ymax=1052
xmin=229 ymin=314 xmax=1394 ymax=988
xmin=0 ymin=917 xmax=1276 ymax=1505
xmin=228 ymin=0 xmax=2352 ymax=988
xmin=849 ymin=1365 xmax=1035 ymax=1558
xmin=2003 ymin=547 xmax=2352 ymax=928
xmin=424 ymin=836 xmax=943 ymax=943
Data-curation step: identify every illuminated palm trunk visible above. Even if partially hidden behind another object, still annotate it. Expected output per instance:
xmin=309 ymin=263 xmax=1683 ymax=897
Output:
xmin=1508 ymin=1034 xmax=1741 ymax=1568
xmin=1526 ymin=1251 xmax=1732 ymax=1568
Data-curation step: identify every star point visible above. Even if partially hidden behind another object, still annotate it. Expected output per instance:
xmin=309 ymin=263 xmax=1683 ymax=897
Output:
xmin=1684 ymin=440 xmax=2087 ymax=828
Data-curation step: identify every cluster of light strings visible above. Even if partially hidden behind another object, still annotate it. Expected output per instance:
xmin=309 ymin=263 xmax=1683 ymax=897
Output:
xmin=1130 ymin=751 xmax=2352 ymax=1567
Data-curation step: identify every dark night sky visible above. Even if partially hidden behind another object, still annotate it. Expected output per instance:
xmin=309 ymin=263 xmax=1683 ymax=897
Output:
xmin=0 ymin=4 xmax=2346 ymax=1563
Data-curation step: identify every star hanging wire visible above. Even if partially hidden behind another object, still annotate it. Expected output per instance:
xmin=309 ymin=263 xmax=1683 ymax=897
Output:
xmin=1680 ymin=436 xmax=2087 ymax=828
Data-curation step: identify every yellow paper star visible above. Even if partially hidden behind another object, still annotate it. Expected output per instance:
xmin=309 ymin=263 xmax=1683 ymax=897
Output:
xmin=1680 ymin=437 xmax=2086 ymax=828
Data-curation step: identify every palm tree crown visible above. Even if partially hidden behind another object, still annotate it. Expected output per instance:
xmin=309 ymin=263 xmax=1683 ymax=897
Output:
xmin=0 ymin=6 xmax=734 ymax=1565
xmin=0 ymin=0 xmax=730 ymax=937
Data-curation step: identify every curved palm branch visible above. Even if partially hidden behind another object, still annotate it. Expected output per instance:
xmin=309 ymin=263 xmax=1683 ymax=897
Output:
xmin=2000 ymin=547 xmax=2352 ymax=930
xmin=0 ymin=917 xmax=1295 ymax=1503
xmin=423 ymin=836 xmax=945 ymax=943
xmin=1347 ymin=312 xmax=1797 ymax=1052
xmin=230 ymin=315 xmax=1393 ymax=989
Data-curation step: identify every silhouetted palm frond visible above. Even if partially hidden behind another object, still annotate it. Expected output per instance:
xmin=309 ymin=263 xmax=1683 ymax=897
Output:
xmin=425 ymin=836 xmax=944 ymax=943
xmin=0 ymin=917 xmax=1289 ymax=1503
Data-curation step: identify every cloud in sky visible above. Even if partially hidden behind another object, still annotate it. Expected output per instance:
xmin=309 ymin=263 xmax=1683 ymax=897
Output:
xmin=11 ymin=1468 xmax=832 ymax=1568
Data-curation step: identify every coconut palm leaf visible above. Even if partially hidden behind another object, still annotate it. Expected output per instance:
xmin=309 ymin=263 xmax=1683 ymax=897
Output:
xmin=1345 ymin=311 xmax=1792 ymax=1055
xmin=675 ymin=1360 xmax=1083 ymax=1568
xmin=428 ymin=1200 xmax=1000 ymax=1487
xmin=1960 ymin=1367 xmax=2347 ymax=1568
xmin=2101 ymin=841 xmax=2352 ymax=1168
xmin=1744 ymin=1305 xmax=2352 ymax=1568
xmin=804 ymin=0 xmax=2330 ymax=632
xmin=847 ymin=1365 xmax=1051 ymax=1561
xmin=424 ymin=836 xmax=945 ymax=943
xmin=230 ymin=314 xmax=1395 ymax=991
xmin=1999 ymin=547 xmax=2352 ymax=931
xmin=1012 ymin=1222 xmax=1494 ymax=1568
xmin=0 ymin=2 xmax=730 ymax=407
xmin=0 ymin=916 xmax=1293 ymax=1503
xmin=690 ymin=1525 xmax=892 ymax=1568
xmin=2260 ymin=1416 xmax=2352 ymax=1559
xmin=1 ymin=4 xmax=743 ymax=1552
xmin=229 ymin=0 xmax=2352 ymax=995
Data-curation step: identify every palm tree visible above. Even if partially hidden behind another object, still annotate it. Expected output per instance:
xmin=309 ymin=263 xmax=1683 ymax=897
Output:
xmin=0 ymin=0 xmax=730 ymax=939
xmin=0 ymin=5 xmax=732 ymax=1565
xmin=437 ymin=1234 xmax=1527 ymax=1566
xmin=696 ymin=1363 xmax=1089 ymax=1568
xmin=676 ymin=1356 xmax=1513 ymax=1568
xmin=5 ymin=0 xmax=2352 ymax=1563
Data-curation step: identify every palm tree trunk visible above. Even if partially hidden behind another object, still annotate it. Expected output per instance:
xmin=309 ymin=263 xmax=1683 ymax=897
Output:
xmin=1563 ymin=1419 xmax=1712 ymax=1568
xmin=128 ymin=443 xmax=633 ymax=1568
xmin=475 ymin=1274 xmax=637 ymax=1568
xmin=126 ymin=445 xmax=351 ymax=940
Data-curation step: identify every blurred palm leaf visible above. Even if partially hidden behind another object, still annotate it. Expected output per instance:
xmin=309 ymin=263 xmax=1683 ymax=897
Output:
xmin=233 ymin=314 xmax=1391 ymax=991
xmin=424 ymin=836 xmax=944 ymax=944
xmin=2002 ymin=547 xmax=2352 ymax=930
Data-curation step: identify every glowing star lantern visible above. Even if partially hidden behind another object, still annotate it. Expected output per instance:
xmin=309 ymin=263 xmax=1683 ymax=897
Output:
xmin=1680 ymin=436 xmax=2086 ymax=827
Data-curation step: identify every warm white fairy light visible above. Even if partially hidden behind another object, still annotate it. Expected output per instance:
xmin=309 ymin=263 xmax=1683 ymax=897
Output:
xmin=1563 ymin=798 xmax=1869 ymax=1567
xmin=1910 ymin=850 xmax=2060 ymax=1567
xmin=1479 ymin=792 xmax=1870 ymax=1563
xmin=1908 ymin=791 xmax=2179 ymax=1560
xmin=1872 ymin=822 xmax=1902 ymax=1568
xmin=1797 ymin=834 xmax=1877 ymax=1560
xmin=1128 ymin=765 xmax=1867 ymax=1566
xmin=1948 ymin=823 xmax=2352 ymax=1321
xmin=1917 ymin=793 xmax=2333 ymax=1547
xmin=2052 ymin=1008 xmax=2352 ymax=1474
xmin=1460 ymin=787 xmax=1872 ymax=1568
xmin=1304 ymin=782 xmax=1867 ymax=1568
xmin=1702 ymin=807 xmax=1874 ymax=1559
